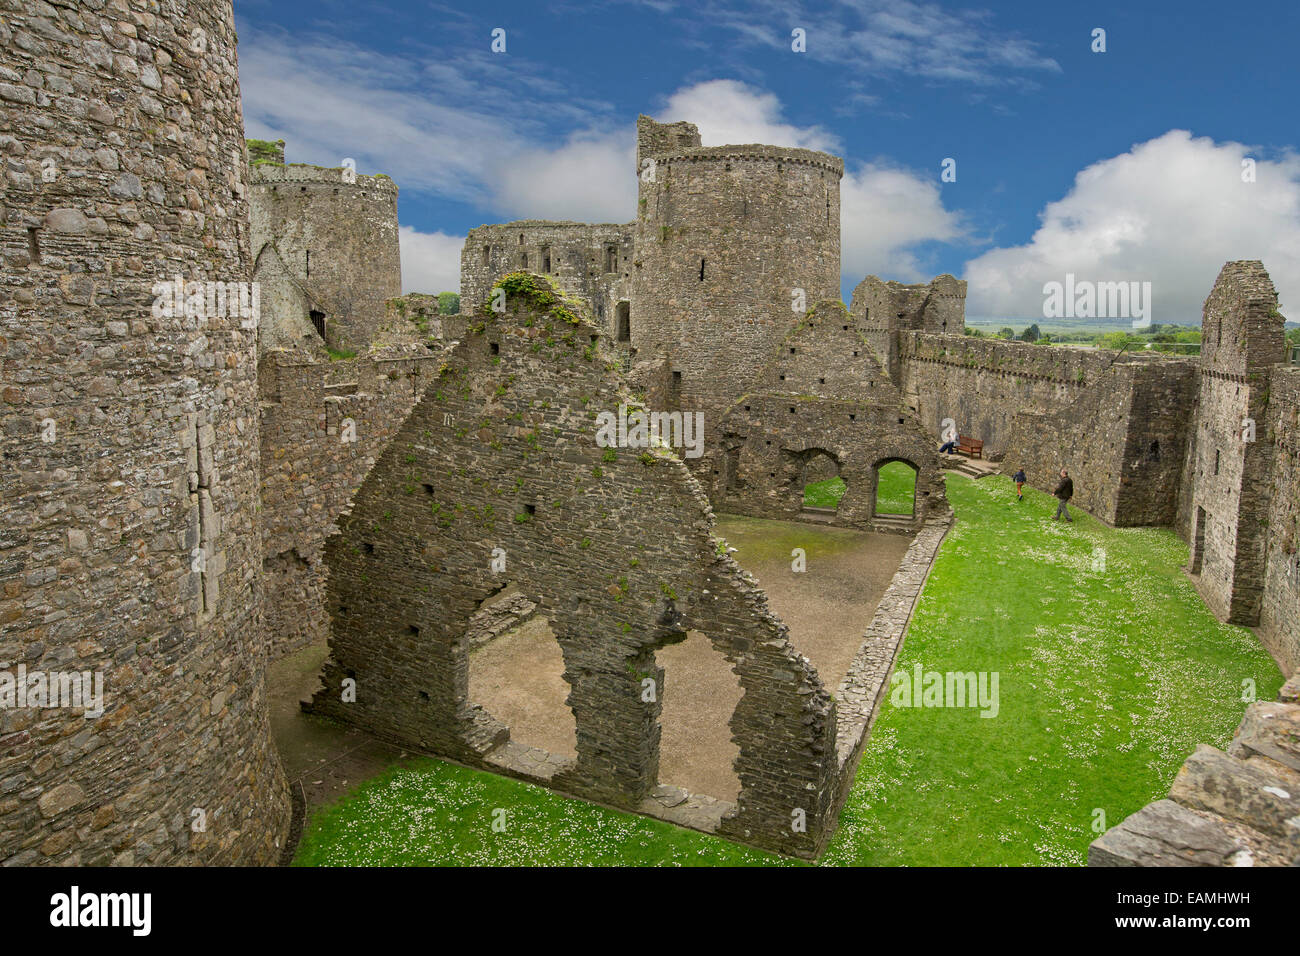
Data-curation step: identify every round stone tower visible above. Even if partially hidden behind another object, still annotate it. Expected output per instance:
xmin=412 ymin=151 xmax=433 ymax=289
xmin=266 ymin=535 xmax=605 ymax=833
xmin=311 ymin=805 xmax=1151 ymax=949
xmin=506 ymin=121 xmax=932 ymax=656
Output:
xmin=0 ymin=0 xmax=290 ymax=863
xmin=249 ymin=160 xmax=401 ymax=354
xmin=629 ymin=116 xmax=843 ymax=428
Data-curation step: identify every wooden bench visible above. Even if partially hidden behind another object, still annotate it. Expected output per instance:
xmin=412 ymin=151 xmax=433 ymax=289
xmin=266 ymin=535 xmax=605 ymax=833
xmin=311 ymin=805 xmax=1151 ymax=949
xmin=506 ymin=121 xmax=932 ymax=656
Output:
xmin=957 ymin=435 xmax=983 ymax=459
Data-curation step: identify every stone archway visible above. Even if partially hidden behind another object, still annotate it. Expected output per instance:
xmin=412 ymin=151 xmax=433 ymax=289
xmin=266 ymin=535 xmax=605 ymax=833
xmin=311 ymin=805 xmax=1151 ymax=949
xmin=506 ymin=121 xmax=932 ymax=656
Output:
xmin=465 ymin=584 xmax=578 ymax=771
xmin=653 ymin=630 xmax=744 ymax=802
xmin=873 ymin=458 xmax=919 ymax=517
xmin=796 ymin=447 xmax=844 ymax=519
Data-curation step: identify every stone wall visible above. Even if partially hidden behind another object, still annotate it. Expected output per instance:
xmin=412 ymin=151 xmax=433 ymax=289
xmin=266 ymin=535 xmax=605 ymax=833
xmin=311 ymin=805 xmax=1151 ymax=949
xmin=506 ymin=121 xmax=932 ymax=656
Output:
xmin=848 ymin=275 xmax=966 ymax=384
xmin=899 ymin=333 xmax=1198 ymax=526
xmin=1260 ymin=367 xmax=1300 ymax=673
xmin=1180 ymin=262 xmax=1284 ymax=625
xmin=258 ymin=346 xmax=444 ymax=659
xmin=0 ymin=0 xmax=288 ymax=864
xmin=305 ymin=275 xmax=843 ymax=858
xmin=460 ymin=221 xmax=634 ymax=343
xmin=635 ymin=114 xmax=701 ymax=166
xmin=249 ymin=161 xmax=401 ymax=353
xmin=375 ymin=293 xmax=447 ymax=347
xmin=1001 ymin=359 xmax=1198 ymax=526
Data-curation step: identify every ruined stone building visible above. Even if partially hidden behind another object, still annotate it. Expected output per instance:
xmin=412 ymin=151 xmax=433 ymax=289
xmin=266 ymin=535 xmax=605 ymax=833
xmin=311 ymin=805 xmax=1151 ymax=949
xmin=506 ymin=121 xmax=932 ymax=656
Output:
xmin=463 ymin=117 xmax=945 ymax=536
xmin=448 ymin=119 xmax=1298 ymax=861
xmin=0 ymin=0 xmax=1294 ymax=866
xmin=248 ymin=142 xmax=446 ymax=658
xmin=249 ymin=141 xmax=401 ymax=355
xmin=307 ymin=277 xmax=848 ymax=856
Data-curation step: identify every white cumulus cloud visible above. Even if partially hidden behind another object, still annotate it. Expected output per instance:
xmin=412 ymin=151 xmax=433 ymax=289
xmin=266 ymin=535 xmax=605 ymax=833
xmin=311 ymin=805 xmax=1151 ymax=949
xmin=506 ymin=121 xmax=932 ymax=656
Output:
xmin=841 ymin=164 xmax=967 ymax=281
xmin=661 ymin=79 xmax=840 ymax=152
xmin=399 ymin=227 xmax=464 ymax=295
xmin=490 ymin=130 xmax=636 ymax=223
xmin=963 ymin=131 xmax=1300 ymax=323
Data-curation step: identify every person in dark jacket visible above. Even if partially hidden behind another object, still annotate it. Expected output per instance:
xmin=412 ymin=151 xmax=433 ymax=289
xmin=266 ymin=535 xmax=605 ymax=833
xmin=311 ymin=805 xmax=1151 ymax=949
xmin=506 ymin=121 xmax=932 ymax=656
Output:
xmin=1012 ymin=468 xmax=1027 ymax=501
xmin=1052 ymin=469 xmax=1073 ymax=521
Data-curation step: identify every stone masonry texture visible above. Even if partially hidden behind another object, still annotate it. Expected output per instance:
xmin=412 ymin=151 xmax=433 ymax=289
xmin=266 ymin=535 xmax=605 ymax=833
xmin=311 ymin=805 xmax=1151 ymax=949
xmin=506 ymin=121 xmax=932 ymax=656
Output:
xmin=258 ymin=345 xmax=445 ymax=660
xmin=0 ymin=0 xmax=289 ymax=864
xmin=707 ymin=301 xmax=948 ymax=532
xmin=249 ymin=160 xmax=401 ymax=354
xmin=629 ymin=117 xmax=843 ymax=454
xmin=1260 ymin=366 xmax=1300 ymax=673
xmin=460 ymin=220 xmax=634 ymax=346
xmin=1179 ymin=262 xmax=1284 ymax=627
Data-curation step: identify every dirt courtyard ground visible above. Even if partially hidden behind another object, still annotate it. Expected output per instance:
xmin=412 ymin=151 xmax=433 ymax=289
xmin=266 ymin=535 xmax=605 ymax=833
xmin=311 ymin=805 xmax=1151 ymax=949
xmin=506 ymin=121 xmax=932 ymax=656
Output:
xmin=714 ymin=515 xmax=912 ymax=693
xmin=466 ymin=514 xmax=912 ymax=802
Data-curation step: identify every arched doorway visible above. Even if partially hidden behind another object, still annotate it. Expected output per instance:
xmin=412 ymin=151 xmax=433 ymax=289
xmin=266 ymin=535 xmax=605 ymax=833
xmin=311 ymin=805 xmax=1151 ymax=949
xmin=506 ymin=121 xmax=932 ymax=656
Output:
xmin=465 ymin=584 xmax=577 ymax=769
xmin=654 ymin=631 xmax=743 ymax=802
xmin=874 ymin=459 xmax=918 ymax=517
xmin=800 ymin=449 xmax=844 ymax=515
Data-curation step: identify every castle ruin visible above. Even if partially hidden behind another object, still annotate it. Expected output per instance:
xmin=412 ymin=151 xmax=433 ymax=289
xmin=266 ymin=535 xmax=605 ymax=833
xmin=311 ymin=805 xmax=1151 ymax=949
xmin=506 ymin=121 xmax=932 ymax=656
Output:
xmin=0 ymin=1 xmax=1294 ymax=866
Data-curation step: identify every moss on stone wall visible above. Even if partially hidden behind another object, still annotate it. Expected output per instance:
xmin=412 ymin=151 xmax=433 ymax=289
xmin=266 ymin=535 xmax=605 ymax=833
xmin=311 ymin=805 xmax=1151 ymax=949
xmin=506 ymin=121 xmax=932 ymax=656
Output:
xmin=247 ymin=137 xmax=285 ymax=166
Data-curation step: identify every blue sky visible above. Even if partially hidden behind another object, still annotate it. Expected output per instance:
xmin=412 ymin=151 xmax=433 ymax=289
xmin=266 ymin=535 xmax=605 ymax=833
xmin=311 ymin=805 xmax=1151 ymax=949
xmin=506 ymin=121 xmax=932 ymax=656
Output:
xmin=235 ymin=0 xmax=1300 ymax=323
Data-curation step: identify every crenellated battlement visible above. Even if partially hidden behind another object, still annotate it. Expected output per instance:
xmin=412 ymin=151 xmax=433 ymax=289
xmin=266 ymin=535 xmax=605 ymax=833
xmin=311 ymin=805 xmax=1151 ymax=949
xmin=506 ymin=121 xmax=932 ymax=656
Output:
xmin=645 ymin=144 xmax=845 ymax=179
xmin=250 ymin=162 xmax=399 ymax=192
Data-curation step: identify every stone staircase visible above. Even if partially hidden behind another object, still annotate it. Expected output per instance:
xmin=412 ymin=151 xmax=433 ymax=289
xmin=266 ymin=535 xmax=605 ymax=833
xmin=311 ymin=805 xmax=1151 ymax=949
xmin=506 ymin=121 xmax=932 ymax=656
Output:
xmin=941 ymin=453 xmax=1000 ymax=480
xmin=871 ymin=513 xmax=915 ymax=532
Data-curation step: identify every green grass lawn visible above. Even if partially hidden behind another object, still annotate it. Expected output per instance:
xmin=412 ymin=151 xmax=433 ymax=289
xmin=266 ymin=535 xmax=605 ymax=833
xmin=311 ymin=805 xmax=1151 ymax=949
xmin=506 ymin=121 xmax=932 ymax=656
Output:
xmin=803 ymin=475 xmax=845 ymax=508
xmin=875 ymin=461 xmax=916 ymax=514
xmin=293 ymin=474 xmax=1282 ymax=866
xmin=821 ymin=475 xmax=1283 ymax=866
xmin=803 ymin=463 xmax=915 ymax=514
xmin=293 ymin=757 xmax=793 ymax=866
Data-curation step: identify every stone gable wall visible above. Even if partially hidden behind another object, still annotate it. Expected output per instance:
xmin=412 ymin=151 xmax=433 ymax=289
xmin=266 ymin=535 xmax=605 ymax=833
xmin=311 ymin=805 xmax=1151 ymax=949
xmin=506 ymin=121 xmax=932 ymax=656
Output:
xmin=305 ymin=276 xmax=843 ymax=857
xmin=706 ymin=303 xmax=947 ymax=530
